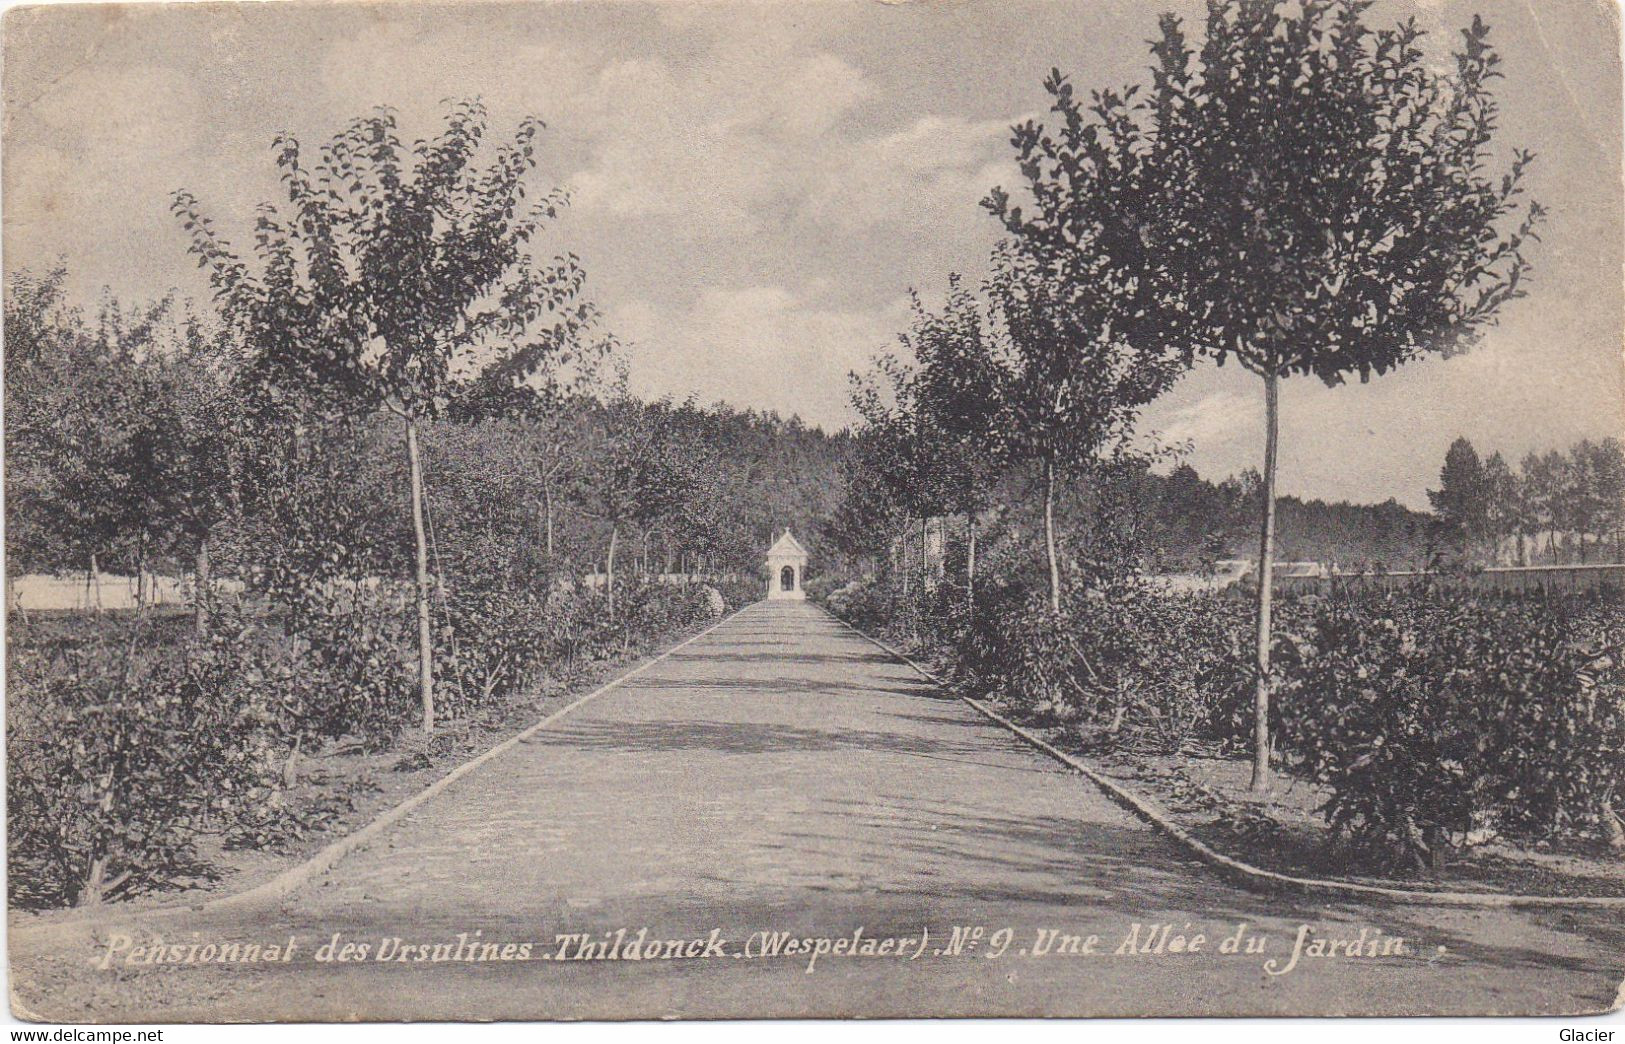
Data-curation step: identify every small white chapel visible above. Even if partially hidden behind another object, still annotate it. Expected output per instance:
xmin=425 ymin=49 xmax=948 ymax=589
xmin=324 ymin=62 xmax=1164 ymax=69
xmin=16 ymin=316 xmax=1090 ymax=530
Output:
xmin=764 ymin=530 xmax=808 ymax=601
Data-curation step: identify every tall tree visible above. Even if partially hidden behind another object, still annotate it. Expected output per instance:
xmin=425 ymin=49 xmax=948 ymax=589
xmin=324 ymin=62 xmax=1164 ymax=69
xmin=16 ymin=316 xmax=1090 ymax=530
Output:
xmin=1592 ymin=438 xmax=1625 ymax=561
xmin=1025 ymin=0 xmax=1540 ymax=790
xmin=1480 ymin=451 xmax=1520 ymax=565
xmin=174 ymin=101 xmax=607 ymax=732
xmin=854 ymin=277 xmax=1008 ymax=605
xmin=903 ymin=277 xmax=1008 ymax=608
xmin=1520 ymin=450 xmax=1564 ymax=563
xmin=1428 ymin=437 xmax=1488 ymax=557
xmin=850 ymin=352 xmax=953 ymax=596
xmin=822 ymin=446 xmax=903 ymax=577
xmin=1566 ymin=438 xmax=1623 ymax=563
xmin=134 ymin=311 xmax=243 ymax=633
xmin=578 ymin=397 xmax=701 ymax=618
xmin=4 ymin=272 xmax=167 ymax=591
xmin=985 ymin=68 xmax=1194 ymax=611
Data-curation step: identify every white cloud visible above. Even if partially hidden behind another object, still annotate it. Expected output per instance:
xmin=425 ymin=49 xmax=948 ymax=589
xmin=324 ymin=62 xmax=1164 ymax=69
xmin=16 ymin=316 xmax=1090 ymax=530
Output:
xmin=802 ymin=113 xmax=1018 ymax=234
xmin=5 ymin=0 xmax=1616 ymax=513
xmin=564 ymin=50 xmax=875 ymax=238
xmin=612 ymin=286 xmax=910 ymax=428
xmin=4 ymin=64 xmax=211 ymax=293
xmin=19 ymin=63 xmax=202 ymax=159
xmin=317 ymin=26 xmax=592 ymax=132
xmin=1146 ymin=387 xmax=1260 ymax=453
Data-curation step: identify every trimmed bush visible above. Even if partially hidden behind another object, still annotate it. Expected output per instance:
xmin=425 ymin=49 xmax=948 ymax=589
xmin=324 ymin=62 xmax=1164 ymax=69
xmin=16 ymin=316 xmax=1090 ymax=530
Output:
xmin=8 ymin=570 xmax=747 ymax=908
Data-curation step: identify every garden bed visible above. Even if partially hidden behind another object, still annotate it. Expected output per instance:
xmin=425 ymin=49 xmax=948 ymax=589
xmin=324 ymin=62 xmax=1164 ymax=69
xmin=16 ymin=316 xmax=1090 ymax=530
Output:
xmin=829 ymin=573 xmax=1625 ymax=904
xmin=1006 ymin=711 xmax=1625 ymax=900
xmin=7 ymin=604 xmax=735 ymax=923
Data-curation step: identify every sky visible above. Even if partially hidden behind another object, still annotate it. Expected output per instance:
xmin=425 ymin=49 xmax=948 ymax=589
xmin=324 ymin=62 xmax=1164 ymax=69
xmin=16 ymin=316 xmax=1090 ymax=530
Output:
xmin=3 ymin=0 xmax=1621 ymax=509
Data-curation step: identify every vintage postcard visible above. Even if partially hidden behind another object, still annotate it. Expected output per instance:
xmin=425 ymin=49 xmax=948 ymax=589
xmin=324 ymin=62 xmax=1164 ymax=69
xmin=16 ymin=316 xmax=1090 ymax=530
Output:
xmin=3 ymin=0 xmax=1622 ymax=1024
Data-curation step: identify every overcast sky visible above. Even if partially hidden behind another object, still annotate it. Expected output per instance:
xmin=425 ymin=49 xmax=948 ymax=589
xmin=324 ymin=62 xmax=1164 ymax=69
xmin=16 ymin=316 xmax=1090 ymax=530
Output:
xmin=4 ymin=0 xmax=1620 ymax=508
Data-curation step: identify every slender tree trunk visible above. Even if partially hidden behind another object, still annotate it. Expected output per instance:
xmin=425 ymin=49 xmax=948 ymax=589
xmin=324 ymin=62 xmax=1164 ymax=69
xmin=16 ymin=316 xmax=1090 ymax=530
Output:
xmin=193 ymin=532 xmax=212 ymax=638
xmin=965 ymin=512 xmax=977 ymax=612
xmin=1044 ymin=459 xmax=1062 ymax=614
xmin=605 ymin=525 xmax=619 ymax=619
xmin=79 ymin=781 xmax=117 ymax=906
xmin=921 ymin=517 xmax=930 ymax=587
xmin=404 ymin=416 xmax=435 ymax=734
xmin=1604 ymin=790 xmax=1625 ymax=851
xmin=135 ymin=531 xmax=147 ymax=614
xmin=1251 ymin=369 xmax=1281 ymax=794
xmin=81 ymin=856 xmax=107 ymax=908
xmin=899 ymin=524 xmax=910 ymax=598
xmin=542 ymin=483 xmax=556 ymax=558
xmin=89 ymin=554 xmax=102 ymax=615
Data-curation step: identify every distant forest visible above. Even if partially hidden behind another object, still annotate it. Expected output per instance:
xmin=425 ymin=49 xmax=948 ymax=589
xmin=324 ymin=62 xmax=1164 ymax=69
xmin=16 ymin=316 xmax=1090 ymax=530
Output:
xmin=817 ymin=449 xmax=1439 ymax=578
xmin=1120 ymin=464 xmax=1434 ymax=572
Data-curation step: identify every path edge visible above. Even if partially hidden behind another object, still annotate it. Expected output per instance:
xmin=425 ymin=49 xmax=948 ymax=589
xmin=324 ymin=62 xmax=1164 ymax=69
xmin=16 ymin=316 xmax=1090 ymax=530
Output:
xmin=822 ymin=606 xmax=1625 ymax=911
xmin=11 ymin=606 xmax=751 ymax=945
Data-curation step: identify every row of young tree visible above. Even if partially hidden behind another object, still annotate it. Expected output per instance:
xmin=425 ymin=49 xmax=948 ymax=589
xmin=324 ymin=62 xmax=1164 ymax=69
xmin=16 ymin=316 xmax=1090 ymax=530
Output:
xmin=843 ymin=0 xmax=1542 ymax=792
xmin=7 ymin=103 xmax=875 ymax=905
xmin=6 ymin=101 xmax=850 ymax=736
xmin=1429 ymin=435 xmax=1625 ymax=565
xmin=5 ymin=274 xmax=236 ymax=620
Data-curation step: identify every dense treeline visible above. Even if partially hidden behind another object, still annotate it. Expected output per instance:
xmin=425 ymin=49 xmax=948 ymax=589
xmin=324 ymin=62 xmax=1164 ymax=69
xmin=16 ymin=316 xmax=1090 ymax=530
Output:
xmin=4 ymin=272 xmax=236 ymax=599
xmin=1429 ymin=434 xmax=1625 ymax=565
xmin=820 ymin=451 xmax=1440 ymax=584
xmin=7 ymin=262 xmax=1449 ymax=600
xmin=4 ymin=271 xmax=853 ymax=596
xmin=1113 ymin=464 xmax=1436 ymax=571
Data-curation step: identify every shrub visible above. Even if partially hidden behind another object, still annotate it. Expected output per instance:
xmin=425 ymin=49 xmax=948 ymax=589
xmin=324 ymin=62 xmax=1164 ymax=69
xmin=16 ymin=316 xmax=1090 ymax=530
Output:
xmin=1279 ymin=591 xmax=1625 ymax=868
xmin=6 ymin=570 xmax=747 ymax=908
xmin=271 ymin=585 xmax=418 ymax=749
xmin=437 ymin=572 xmax=739 ymax=722
xmin=709 ymin=577 xmax=762 ymax=613
xmin=823 ymin=563 xmax=1625 ymax=869
xmin=7 ymin=641 xmax=273 ymax=907
xmin=931 ymin=579 xmax=1252 ymax=753
xmin=801 ymin=575 xmax=841 ymax=603
xmin=695 ymin=584 xmax=726 ymax=621
xmin=436 ymin=546 xmax=556 ymax=717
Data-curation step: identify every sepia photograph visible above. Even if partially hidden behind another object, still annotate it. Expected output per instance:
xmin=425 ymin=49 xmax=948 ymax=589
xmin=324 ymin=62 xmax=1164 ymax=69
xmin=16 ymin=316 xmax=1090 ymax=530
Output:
xmin=2 ymin=0 xmax=1623 ymax=1026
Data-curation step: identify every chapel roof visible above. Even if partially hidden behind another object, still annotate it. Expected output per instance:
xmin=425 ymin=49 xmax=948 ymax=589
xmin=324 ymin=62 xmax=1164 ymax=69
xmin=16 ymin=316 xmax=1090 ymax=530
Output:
xmin=766 ymin=529 xmax=808 ymax=558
